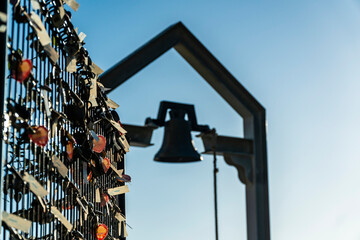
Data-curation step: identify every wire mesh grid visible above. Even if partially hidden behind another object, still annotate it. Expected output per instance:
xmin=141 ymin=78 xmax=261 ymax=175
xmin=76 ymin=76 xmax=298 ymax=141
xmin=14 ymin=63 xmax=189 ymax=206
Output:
xmin=1 ymin=1 xmax=128 ymax=239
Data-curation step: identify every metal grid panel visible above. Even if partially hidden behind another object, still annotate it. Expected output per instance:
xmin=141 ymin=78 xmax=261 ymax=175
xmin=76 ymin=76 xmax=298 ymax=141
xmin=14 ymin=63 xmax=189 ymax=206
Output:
xmin=1 ymin=1 xmax=128 ymax=239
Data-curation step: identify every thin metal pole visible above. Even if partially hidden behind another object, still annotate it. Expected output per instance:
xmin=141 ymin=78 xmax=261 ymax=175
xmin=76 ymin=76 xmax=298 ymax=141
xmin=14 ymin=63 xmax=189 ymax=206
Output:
xmin=0 ymin=0 xmax=9 ymax=232
xmin=213 ymin=148 xmax=219 ymax=240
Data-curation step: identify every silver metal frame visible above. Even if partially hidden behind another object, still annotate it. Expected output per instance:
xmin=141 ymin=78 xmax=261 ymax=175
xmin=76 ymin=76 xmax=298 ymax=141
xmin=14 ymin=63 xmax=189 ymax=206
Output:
xmin=99 ymin=22 xmax=270 ymax=240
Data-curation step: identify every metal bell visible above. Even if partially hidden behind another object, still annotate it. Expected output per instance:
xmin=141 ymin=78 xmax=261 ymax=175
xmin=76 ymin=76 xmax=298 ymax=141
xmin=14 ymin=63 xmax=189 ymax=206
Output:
xmin=154 ymin=109 xmax=201 ymax=163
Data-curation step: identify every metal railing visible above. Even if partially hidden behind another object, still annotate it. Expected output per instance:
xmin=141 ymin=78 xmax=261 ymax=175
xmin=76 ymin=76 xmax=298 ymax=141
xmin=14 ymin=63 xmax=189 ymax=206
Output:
xmin=0 ymin=1 xmax=128 ymax=239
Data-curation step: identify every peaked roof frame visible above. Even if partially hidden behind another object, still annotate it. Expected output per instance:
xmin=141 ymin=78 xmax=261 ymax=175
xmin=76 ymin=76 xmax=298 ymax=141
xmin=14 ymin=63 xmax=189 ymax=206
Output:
xmin=99 ymin=22 xmax=270 ymax=240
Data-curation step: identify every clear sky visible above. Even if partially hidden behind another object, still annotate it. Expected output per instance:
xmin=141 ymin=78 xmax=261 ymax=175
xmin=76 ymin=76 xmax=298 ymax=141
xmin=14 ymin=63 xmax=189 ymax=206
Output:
xmin=71 ymin=1 xmax=360 ymax=239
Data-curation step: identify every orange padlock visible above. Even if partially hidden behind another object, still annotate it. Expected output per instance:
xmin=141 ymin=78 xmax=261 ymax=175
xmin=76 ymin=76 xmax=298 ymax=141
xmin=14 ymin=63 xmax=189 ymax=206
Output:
xmin=95 ymin=224 xmax=108 ymax=240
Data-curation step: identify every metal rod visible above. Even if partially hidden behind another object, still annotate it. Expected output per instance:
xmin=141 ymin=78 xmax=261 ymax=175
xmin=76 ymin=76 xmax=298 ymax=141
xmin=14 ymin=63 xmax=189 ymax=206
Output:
xmin=213 ymin=148 xmax=219 ymax=240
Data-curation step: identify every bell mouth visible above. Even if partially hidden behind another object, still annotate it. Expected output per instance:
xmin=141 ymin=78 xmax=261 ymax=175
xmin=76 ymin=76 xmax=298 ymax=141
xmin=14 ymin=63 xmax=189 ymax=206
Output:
xmin=154 ymin=155 xmax=202 ymax=163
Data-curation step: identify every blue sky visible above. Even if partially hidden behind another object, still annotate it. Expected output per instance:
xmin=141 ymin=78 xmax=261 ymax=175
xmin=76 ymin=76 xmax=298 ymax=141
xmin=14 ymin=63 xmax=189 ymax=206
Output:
xmin=71 ymin=1 xmax=360 ymax=239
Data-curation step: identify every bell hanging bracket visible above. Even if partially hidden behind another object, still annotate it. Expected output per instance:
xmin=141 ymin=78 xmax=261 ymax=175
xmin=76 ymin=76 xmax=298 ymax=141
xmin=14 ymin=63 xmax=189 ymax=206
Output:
xmin=198 ymin=131 xmax=254 ymax=185
xmin=145 ymin=101 xmax=210 ymax=132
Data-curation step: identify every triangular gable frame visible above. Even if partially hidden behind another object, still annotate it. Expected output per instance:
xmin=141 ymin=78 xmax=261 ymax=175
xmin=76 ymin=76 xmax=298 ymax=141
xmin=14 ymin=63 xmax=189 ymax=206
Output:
xmin=99 ymin=22 xmax=270 ymax=240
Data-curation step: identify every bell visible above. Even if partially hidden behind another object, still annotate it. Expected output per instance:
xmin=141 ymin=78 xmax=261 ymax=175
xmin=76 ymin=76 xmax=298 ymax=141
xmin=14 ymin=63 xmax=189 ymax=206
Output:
xmin=154 ymin=109 xmax=201 ymax=163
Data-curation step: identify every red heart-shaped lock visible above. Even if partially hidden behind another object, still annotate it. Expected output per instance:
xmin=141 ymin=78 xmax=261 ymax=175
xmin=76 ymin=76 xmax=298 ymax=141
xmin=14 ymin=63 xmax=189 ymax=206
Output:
xmin=93 ymin=135 xmax=106 ymax=153
xmin=13 ymin=59 xmax=32 ymax=83
xmin=28 ymin=126 xmax=49 ymax=147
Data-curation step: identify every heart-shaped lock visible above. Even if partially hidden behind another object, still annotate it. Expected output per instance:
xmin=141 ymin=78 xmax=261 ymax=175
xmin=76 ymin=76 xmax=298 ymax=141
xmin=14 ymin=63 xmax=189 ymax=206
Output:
xmin=13 ymin=59 xmax=32 ymax=83
xmin=93 ymin=135 xmax=106 ymax=153
xmin=28 ymin=126 xmax=49 ymax=147
xmin=100 ymin=192 xmax=109 ymax=207
xmin=102 ymin=157 xmax=110 ymax=173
